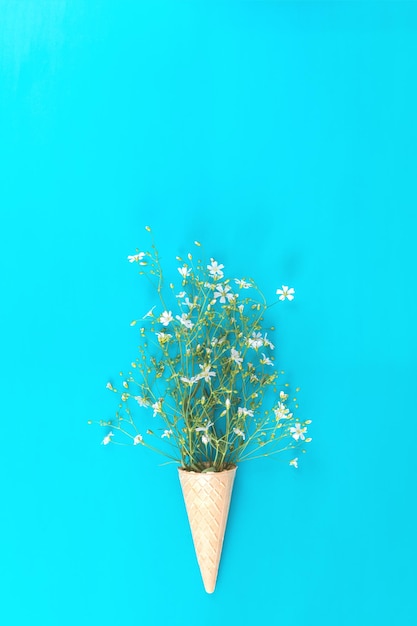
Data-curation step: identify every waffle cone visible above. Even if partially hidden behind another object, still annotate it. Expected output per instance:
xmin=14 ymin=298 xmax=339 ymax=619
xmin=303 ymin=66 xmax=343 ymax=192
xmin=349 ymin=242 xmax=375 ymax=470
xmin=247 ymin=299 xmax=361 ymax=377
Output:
xmin=178 ymin=466 xmax=237 ymax=593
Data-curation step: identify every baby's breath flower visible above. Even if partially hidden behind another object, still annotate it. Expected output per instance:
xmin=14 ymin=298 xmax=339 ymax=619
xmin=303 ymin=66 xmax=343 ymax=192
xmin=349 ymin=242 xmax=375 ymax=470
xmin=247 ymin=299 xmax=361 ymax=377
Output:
xmin=276 ymin=285 xmax=295 ymax=301
xmin=238 ymin=407 xmax=254 ymax=418
xmin=274 ymin=403 xmax=290 ymax=421
xmin=152 ymin=400 xmax=163 ymax=416
xmin=248 ymin=332 xmax=263 ymax=349
xmin=102 ymin=432 xmax=114 ymax=445
xmin=290 ymin=423 xmax=307 ymax=441
xmin=195 ymin=422 xmax=214 ymax=444
xmin=260 ymin=353 xmax=274 ymax=366
xmin=178 ymin=266 xmax=191 ymax=278
xmin=183 ymin=296 xmax=197 ymax=309
xmin=207 ymin=259 xmax=224 ymax=278
xmin=198 ymin=364 xmax=216 ymax=383
xmin=128 ymin=252 xmax=145 ymax=263
xmin=176 ymin=313 xmax=194 ymax=329
xmin=159 ymin=311 xmax=173 ymax=326
xmin=134 ymin=396 xmax=148 ymax=407
xmin=214 ymin=284 xmax=233 ymax=303
xmin=181 ymin=375 xmax=198 ymax=385
xmin=235 ymin=278 xmax=251 ymax=289
xmin=100 ymin=235 xmax=307 ymax=472
xmin=156 ymin=332 xmax=172 ymax=344
xmin=233 ymin=427 xmax=246 ymax=440
xmin=230 ymin=348 xmax=243 ymax=365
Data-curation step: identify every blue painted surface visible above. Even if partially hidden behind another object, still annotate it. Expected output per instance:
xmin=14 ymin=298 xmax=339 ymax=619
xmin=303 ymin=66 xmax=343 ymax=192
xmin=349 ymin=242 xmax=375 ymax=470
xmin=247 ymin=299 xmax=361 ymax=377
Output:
xmin=1 ymin=1 xmax=416 ymax=624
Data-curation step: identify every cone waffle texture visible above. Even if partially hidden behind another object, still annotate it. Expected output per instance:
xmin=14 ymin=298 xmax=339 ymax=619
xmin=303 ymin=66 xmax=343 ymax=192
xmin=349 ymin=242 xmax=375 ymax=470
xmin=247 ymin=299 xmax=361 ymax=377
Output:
xmin=178 ymin=466 xmax=237 ymax=594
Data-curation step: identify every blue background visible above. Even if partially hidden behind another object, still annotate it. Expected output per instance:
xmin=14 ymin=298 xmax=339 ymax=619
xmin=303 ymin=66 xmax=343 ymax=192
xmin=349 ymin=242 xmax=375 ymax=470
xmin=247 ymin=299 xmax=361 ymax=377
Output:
xmin=1 ymin=1 xmax=416 ymax=624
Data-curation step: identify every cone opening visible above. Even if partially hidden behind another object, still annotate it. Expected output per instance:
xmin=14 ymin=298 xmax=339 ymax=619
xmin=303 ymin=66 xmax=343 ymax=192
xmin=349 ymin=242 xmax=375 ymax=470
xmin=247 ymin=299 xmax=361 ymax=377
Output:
xmin=178 ymin=464 xmax=237 ymax=476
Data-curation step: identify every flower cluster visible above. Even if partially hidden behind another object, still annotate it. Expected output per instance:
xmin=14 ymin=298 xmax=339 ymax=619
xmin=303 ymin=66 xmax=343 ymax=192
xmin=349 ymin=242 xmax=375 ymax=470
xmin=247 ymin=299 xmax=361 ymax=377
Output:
xmin=98 ymin=227 xmax=311 ymax=472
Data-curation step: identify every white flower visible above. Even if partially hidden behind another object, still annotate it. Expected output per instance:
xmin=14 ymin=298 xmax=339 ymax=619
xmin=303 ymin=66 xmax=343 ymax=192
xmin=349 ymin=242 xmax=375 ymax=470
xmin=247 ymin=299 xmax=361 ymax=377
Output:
xmin=260 ymin=353 xmax=274 ymax=366
xmin=102 ymin=432 xmax=114 ymax=445
xmin=133 ymin=434 xmax=143 ymax=445
xmin=248 ymin=332 xmax=263 ymax=349
xmin=280 ymin=391 xmax=289 ymax=401
xmin=178 ymin=266 xmax=191 ymax=278
xmin=263 ymin=333 xmax=275 ymax=350
xmin=161 ymin=429 xmax=173 ymax=439
xmin=196 ymin=421 xmax=214 ymax=432
xmin=128 ymin=252 xmax=145 ymax=263
xmin=274 ymin=402 xmax=291 ymax=420
xmin=238 ymin=407 xmax=254 ymax=418
xmin=290 ymin=423 xmax=307 ymax=441
xmin=159 ymin=310 xmax=173 ymax=326
xmin=183 ymin=296 xmax=197 ymax=309
xmin=207 ymin=258 xmax=224 ymax=278
xmin=230 ymin=348 xmax=243 ymax=365
xmin=233 ymin=427 xmax=246 ymax=440
xmin=214 ymin=284 xmax=234 ymax=303
xmin=289 ymin=457 xmax=298 ymax=468
xmin=152 ymin=400 xmax=163 ymax=416
xmin=181 ymin=375 xmax=198 ymax=385
xmin=106 ymin=382 xmax=113 ymax=390
xmin=176 ymin=291 xmax=186 ymax=298
xmin=176 ymin=313 xmax=194 ymax=329
xmin=238 ymin=304 xmax=244 ymax=314
xmin=198 ymin=363 xmax=216 ymax=383
xmin=276 ymin=285 xmax=295 ymax=301
xmin=156 ymin=332 xmax=172 ymax=344
xmin=196 ymin=421 xmax=214 ymax=445
xmin=142 ymin=306 xmax=156 ymax=318
xmin=225 ymin=398 xmax=231 ymax=410
xmin=234 ymin=278 xmax=251 ymax=289
xmin=134 ymin=395 xmax=148 ymax=407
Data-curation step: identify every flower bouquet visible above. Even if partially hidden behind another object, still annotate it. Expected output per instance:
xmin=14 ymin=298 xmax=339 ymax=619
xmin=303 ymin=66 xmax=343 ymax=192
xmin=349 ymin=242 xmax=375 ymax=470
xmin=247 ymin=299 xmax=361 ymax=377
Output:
xmin=98 ymin=226 xmax=311 ymax=592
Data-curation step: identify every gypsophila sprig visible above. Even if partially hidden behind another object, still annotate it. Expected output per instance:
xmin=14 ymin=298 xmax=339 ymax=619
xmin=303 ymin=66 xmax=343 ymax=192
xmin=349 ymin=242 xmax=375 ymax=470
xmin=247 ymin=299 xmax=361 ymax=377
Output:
xmin=96 ymin=227 xmax=310 ymax=472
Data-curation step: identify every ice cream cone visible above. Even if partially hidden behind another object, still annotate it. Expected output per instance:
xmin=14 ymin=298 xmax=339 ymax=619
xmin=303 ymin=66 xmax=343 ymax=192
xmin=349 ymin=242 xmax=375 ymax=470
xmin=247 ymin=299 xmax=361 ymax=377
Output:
xmin=178 ymin=465 xmax=237 ymax=593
